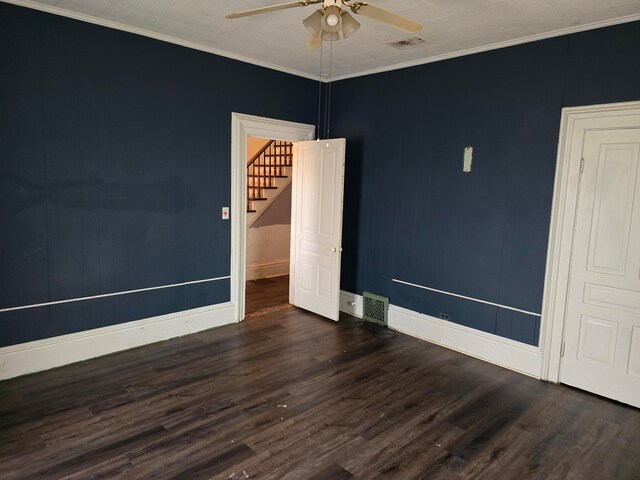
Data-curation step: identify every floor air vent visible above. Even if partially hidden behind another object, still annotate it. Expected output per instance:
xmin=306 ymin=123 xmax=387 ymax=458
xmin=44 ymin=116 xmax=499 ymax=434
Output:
xmin=363 ymin=291 xmax=389 ymax=326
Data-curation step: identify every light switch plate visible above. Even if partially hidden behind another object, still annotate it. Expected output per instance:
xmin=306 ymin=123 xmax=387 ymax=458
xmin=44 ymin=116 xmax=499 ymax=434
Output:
xmin=222 ymin=207 xmax=229 ymax=220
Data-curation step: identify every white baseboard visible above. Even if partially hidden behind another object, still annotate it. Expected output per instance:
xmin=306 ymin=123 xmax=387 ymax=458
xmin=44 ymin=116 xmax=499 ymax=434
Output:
xmin=3 ymin=290 xmax=543 ymax=380
xmin=340 ymin=290 xmax=363 ymax=317
xmin=339 ymin=291 xmax=542 ymax=378
xmin=389 ymin=304 xmax=542 ymax=378
xmin=0 ymin=302 xmax=234 ymax=380
xmin=246 ymin=259 xmax=290 ymax=281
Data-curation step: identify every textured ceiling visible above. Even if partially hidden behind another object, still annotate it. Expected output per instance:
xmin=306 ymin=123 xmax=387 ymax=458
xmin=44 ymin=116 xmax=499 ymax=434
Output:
xmin=8 ymin=0 xmax=640 ymax=80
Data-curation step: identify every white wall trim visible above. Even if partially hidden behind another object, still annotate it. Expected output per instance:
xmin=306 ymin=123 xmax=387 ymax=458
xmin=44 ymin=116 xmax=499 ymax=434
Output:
xmin=246 ymin=259 xmax=290 ymax=281
xmin=340 ymin=290 xmax=363 ymax=317
xmin=0 ymin=275 xmax=230 ymax=313
xmin=539 ymin=100 xmax=640 ymax=382
xmin=231 ymin=113 xmax=315 ymax=322
xmin=0 ymin=301 xmax=234 ymax=380
xmin=2 ymin=0 xmax=321 ymax=81
xmin=330 ymin=14 xmax=640 ymax=82
xmin=4 ymin=1 xmax=639 ymax=83
xmin=339 ymin=291 xmax=542 ymax=378
xmin=392 ymin=278 xmax=541 ymax=317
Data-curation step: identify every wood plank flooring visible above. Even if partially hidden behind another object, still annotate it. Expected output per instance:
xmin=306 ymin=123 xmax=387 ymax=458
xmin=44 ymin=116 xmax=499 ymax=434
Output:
xmin=1 ymin=305 xmax=640 ymax=479
xmin=245 ymin=275 xmax=290 ymax=315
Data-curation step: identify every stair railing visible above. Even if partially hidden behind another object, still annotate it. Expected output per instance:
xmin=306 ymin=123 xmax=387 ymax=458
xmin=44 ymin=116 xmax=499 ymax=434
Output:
xmin=247 ymin=140 xmax=293 ymax=212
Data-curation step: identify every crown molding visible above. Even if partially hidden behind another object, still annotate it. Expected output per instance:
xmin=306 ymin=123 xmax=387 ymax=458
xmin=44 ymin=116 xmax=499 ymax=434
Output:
xmin=331 ymin=13 xmax=640 ymax=82
xmin=3 ymin=1 xmax=639 ymax=83
xmin=1 ymin=0 xmax=321 ymax=81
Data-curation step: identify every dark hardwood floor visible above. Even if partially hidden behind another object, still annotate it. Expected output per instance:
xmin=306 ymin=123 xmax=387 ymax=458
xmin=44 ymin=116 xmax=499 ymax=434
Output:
xmin=1 ymin=303 xmax=640 ymax=479
xmin=245 ymin=275 xmax=290 ymax=315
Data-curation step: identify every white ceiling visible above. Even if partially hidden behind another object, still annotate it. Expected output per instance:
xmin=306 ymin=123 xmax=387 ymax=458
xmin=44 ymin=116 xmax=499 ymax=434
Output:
xmin=8 ymin=0 xmax=640 ymax=80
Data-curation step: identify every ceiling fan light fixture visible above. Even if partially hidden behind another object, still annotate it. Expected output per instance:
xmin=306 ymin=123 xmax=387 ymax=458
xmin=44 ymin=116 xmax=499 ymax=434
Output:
xmin=227 ymin=0 xmax=424 ymax=49
xmin=303 ymin=9 xmax=323 ymax=36
xmin=340 ymin=11 xmax=360 ymax=39
xmin=321 ymin=30 xmax=340 ymax=41
xmin=321 ymin=5 xmax=342 ymax=33
xmin=306 ymin=33 xmax=321 ymax=51
xmin=326 ymin=13 xmax=339 ymax=27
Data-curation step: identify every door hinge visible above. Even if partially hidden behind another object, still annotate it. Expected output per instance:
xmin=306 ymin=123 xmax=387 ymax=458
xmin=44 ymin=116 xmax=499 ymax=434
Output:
xmin=560 ymin=340 xmax=566 ymax=358
xmin=579 ymin=157 xmax=585 ymax=174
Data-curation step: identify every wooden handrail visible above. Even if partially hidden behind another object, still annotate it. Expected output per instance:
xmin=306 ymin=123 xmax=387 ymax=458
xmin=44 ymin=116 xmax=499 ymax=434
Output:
xmin=247 ymin=140 xmax=274 ymax=167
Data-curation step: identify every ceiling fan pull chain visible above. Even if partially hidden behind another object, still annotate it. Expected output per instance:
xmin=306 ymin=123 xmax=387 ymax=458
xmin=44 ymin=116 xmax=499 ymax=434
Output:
xmin=317 ymin=36 xmax=324 ymax=140
xmin=326 ymin=38 xmax=332 ymax=139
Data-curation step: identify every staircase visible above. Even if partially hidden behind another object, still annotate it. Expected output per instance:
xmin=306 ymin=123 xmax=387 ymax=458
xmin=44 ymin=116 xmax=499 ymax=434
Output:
xmin=247 ymin=140 xmax=293 ymax=227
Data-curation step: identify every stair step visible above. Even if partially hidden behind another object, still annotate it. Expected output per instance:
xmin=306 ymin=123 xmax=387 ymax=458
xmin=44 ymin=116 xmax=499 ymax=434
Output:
xmin=253 ymin=163 xmax=291 ymax=166
xmin=251 ymin=166 xmax=292 ymax=170
xmin=248 ymin=174 xmax=288 ymax=178
xmin=250 ymin=166 xmax=291 ymax=170
xmin=253 ymin=160 xmax=292 ymax=164
xmin=246 ymin=140 xmax=293 ymax=223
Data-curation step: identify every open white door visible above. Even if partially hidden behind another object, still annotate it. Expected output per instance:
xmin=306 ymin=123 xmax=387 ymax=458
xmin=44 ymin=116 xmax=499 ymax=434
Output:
xmin=291 ymin=139 xmax=346 ymax=321
xmin=561 ymin=127 xmax=640 ymax=407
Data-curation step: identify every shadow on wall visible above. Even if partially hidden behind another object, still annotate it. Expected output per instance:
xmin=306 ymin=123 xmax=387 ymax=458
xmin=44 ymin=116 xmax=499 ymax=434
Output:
xmin=247 ymin=183 xmax=292 ymax=280
xmin=1 ymin=172 xmax=198 ymax=215
xmin=252 ymin=183 xmax=292 ymax=228
xmin=340 ymin=137 xmax=363 ymax=292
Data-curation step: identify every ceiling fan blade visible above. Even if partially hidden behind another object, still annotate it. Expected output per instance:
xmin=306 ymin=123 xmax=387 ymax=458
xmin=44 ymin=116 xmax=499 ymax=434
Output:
xmin=353 ymin=3 xmax=422 ymax=33
xmin=226 ymin=0 xmax=322 ymax=19
xmin=306 ymin=33 xmax=321 ymax=51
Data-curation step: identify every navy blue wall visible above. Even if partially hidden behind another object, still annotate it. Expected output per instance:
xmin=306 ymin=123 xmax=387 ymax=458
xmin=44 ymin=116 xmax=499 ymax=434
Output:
xmin=332 ymin=21 xmax=640 ymax=346
xmin=2 ymin=2 xmax=639 ymax=349
xmin=0 ymin=3 xmax=317 ymax=346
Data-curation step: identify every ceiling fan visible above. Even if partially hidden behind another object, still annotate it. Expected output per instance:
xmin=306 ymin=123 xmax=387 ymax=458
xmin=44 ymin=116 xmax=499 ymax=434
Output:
xmin=226 ymin=0 xmax=423 ymax=50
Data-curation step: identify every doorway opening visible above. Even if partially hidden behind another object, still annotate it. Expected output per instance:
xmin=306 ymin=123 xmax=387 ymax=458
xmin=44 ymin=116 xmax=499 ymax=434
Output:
xmin=230 ymin=113 xmax=315 ymax=323
xmin=245 ymin=136 xmax=293 ymax=316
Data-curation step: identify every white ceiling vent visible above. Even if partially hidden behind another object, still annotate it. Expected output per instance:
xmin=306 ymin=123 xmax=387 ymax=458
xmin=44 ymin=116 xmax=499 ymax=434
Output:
xmin=385 ymin=36 xmax=428 ymax=50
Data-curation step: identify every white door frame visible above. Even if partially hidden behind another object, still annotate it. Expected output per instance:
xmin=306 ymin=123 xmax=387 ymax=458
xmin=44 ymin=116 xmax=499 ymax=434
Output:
xmin=539 ymin=100 xmax=640 ymax=382
xmin=230 ymin=113 xmax=315 ymax=322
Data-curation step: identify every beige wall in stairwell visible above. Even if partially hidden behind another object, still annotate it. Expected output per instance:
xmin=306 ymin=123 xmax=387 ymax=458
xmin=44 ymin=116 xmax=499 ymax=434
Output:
xmin=246 ymin=224 xmax=291 ymax=281
xmin=246 ymin=136 xmax=291 ymax=281
xmin=247 ymin=136 xmax=270 ymax=162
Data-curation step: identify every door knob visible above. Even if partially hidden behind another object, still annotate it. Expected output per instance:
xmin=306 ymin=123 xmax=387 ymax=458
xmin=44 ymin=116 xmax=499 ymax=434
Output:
xmin=331 ymin=247 xmax=336 ymax=252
